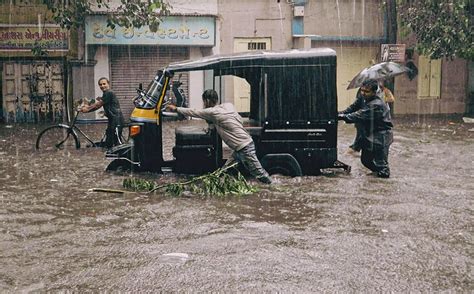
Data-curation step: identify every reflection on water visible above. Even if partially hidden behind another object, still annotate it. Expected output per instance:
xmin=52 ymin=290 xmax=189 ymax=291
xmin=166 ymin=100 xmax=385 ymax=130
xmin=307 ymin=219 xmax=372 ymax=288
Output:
xmin=0 ymin=116 xmax=472 ymax=291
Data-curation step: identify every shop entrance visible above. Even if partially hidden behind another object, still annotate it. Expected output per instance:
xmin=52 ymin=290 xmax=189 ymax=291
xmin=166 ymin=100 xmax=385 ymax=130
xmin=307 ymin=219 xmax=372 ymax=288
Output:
xmin=110 ymin=46 xmax=189 ymax=118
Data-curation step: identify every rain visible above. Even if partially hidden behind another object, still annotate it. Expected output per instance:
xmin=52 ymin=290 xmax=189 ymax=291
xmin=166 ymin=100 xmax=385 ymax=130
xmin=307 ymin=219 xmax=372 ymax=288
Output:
xmin=0 ymin=0 xmax=473 ymax=292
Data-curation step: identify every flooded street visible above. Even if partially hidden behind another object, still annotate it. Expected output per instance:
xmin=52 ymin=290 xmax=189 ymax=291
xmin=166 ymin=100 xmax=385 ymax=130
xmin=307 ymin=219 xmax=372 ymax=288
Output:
xmin=0 ymin=116 xmax=473 ymax=292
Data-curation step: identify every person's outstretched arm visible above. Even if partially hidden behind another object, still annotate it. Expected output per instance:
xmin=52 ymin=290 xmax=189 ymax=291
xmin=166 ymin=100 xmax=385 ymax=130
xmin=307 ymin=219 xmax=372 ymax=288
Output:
xmin=80 ymin=98 xmax=104 ymax=113
xmin=166 ymin=104 xmax=217 ymax=123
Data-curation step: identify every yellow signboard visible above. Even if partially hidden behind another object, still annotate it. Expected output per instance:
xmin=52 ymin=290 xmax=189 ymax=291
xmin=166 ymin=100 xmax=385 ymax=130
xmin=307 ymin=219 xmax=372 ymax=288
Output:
xmin=0 ymin=26 xmax=69 ymax=51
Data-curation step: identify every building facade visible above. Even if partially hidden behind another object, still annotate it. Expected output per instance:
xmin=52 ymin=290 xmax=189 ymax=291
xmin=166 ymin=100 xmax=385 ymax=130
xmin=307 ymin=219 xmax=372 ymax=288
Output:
xmin=0 ymin=0 xmax=471 ymax=124
xmin=76 ymin=0 xmax=219 ymax=121
xmin=393 ymin=35 xmax=469 ymax=115
xmin=215 ymin=0 xmax=386 ymax=111
xmin=216 ymin=0 xmax=471 ymax=115
xmin=0 ymin=0 xmax=73 ymax=123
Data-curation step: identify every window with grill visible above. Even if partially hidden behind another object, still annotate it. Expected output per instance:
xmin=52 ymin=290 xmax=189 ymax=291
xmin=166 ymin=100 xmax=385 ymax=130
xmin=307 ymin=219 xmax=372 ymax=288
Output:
xmin=248 ymin=42 xmax=267 ymax=50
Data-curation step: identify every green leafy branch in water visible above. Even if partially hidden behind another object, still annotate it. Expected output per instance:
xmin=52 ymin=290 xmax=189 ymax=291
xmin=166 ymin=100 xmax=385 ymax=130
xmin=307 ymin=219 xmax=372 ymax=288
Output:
xmin=122 ymin=163 xmax=259 ymax=197
xmin=122 ymin=177 xmax=156 ymax=192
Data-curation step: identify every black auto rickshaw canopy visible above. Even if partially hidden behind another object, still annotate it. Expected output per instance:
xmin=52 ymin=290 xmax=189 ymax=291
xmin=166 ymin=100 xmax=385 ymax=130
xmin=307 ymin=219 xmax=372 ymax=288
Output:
xmin=166 ymin=48 xmax=338 ymax=126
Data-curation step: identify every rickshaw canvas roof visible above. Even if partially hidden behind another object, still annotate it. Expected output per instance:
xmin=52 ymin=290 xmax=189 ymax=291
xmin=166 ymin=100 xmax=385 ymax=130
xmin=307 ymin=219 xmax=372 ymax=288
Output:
xmin=166 ymin=48 xmax=336 ymax=73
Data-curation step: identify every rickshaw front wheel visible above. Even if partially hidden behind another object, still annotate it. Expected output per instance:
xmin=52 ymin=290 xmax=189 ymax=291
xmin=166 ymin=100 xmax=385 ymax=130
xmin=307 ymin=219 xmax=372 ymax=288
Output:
xmin=106 ymin=158 xmax=136 ymax=172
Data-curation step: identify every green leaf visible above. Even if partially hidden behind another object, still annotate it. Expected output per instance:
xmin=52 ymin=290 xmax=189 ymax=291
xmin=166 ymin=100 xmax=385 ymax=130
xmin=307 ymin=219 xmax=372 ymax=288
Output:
xmin=397 ymin=0 xmax=473 ymax=60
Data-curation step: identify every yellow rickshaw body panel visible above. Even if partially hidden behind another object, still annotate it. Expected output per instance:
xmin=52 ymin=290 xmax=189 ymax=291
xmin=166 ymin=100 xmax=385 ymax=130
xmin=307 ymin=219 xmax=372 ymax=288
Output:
xmin=130 ymin=108 xmax=160 ymax=124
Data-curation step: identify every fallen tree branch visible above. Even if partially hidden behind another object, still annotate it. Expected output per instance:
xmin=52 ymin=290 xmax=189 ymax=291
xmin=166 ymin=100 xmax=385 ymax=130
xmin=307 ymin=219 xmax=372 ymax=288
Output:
xmin=88 ymin=188 xmax=126 ymax=194
xmin=122 ymin=163 xmax=259 ymax=197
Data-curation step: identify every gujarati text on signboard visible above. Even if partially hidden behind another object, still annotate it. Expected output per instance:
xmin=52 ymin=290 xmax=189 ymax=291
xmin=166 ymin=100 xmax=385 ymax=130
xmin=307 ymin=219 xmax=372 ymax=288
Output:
xmin=0 ymin=26 xmax=69 ymax=51
xmin=85 ymin=15 xmax=215 ymax=46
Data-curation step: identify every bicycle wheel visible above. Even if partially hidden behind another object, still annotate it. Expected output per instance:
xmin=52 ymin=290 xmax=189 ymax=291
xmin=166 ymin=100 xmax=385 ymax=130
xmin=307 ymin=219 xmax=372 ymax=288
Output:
xmin=36 ymin=125 xmax=80 ymax=150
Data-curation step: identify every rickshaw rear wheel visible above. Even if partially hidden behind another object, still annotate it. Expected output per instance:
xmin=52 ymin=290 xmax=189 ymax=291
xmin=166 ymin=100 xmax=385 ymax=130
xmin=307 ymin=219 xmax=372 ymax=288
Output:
xmin=261 ymin=154 xmax=303 ymax=177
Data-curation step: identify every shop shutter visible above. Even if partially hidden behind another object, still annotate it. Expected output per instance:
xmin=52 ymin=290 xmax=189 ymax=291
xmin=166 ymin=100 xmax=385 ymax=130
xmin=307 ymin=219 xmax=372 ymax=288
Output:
xmin=110 ymin=46 xmax=190 ymax=118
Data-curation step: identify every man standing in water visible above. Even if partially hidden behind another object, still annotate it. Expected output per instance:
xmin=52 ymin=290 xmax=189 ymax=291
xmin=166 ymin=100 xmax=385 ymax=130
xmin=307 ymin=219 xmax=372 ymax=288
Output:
xmin=166 ymin=89 xmax=272 ymax=184
xmin=80 ymin=77 xmax=125 ymax=149
xmin=339 ymin=88 xmax=365 ymax=155
xmin=338 ymin=79 xmax=393 ymax=178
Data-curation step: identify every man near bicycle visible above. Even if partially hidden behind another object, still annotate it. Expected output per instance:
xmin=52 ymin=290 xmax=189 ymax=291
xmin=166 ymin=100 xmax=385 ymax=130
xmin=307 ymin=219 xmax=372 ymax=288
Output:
xmin=79 ymin=77 xmax=125 ymax=149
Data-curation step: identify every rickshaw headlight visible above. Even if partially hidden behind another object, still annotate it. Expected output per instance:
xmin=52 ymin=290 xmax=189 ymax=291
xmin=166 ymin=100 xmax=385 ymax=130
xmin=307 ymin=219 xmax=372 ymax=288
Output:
xmin=130 ymin=125 xmax=141 ymax=137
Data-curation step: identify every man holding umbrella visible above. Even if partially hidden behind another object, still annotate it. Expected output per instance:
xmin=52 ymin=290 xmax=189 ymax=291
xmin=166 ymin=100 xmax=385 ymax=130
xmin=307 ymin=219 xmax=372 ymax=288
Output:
xmin=338 ymin=79 xmax=393 ymax=178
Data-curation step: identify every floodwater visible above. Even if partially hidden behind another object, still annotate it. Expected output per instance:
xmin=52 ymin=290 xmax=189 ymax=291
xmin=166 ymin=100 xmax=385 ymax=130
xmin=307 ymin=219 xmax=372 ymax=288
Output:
xmin=0 ymin=116 xmax=473 ymax=292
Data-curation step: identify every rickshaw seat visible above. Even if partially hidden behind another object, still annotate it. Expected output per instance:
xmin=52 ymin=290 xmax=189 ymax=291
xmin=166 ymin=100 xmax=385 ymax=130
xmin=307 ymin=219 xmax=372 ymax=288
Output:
xmin=175 ymin=126 xmax=213 ymax=146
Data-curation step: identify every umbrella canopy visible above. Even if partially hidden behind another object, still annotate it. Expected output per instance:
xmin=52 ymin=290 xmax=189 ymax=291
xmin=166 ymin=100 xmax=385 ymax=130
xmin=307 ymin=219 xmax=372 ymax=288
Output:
xmin=347 ymin=62 xmax=411 ymax=90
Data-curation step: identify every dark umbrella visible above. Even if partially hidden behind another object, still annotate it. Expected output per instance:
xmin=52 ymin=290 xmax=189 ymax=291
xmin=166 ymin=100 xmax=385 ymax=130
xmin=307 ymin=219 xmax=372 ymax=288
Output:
xmin=347 ymin=62 xmax=411 ymax=90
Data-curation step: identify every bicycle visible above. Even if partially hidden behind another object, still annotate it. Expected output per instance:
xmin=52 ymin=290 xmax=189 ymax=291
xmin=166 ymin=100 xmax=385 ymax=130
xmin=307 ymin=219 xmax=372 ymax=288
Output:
xmin=35 ymin=110 xmax=128 ymax=150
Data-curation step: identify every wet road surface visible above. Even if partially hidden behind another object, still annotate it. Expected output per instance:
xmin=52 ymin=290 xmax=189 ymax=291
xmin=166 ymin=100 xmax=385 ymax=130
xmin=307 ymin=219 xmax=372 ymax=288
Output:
xmin=0 ymin=116 xmax=473 ymax=292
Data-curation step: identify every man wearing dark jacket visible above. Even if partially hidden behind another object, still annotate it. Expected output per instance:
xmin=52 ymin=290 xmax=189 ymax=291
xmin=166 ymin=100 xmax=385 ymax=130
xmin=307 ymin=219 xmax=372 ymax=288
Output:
xmin=340 ymin=88 xmax=365 ymax=153
xmin=338 ymin=79 xmax=393 ymax=178
xmin=80 ymin=77 xmax=125 ymax=148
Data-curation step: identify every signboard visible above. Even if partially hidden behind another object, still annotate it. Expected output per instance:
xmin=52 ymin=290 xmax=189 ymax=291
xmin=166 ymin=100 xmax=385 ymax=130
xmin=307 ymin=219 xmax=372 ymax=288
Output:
xmin=0 ymin=25 xmax=69 ymax=51
xmin=85 ymin=15 xmax=215 ymax=46
xmin=381 ymin=44 xmax=406 ymax=63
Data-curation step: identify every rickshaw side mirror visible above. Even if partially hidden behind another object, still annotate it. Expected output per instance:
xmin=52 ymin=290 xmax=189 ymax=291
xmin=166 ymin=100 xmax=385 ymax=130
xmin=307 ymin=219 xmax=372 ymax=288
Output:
xmin=139 ymin=83 xmax=143 ymax=91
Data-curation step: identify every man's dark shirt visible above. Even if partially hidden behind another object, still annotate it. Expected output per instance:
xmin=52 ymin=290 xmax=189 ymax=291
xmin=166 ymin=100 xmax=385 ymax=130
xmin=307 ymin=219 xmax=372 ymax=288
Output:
xmin=341 ymin=89 xmax=365 ymax=115
xmin=101 ymin=90 xmax=124 ymax=126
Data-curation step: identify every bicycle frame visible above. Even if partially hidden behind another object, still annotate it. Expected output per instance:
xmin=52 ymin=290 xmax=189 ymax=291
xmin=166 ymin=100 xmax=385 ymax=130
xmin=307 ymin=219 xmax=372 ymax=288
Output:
xmin=36 ymin=110 xmax=106 ymax=150
xmin=68 ymin=111 xmax=105 ymax=147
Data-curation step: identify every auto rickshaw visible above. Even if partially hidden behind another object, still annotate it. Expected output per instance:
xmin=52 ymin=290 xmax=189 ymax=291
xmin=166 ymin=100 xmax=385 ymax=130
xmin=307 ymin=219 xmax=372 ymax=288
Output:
xmin=106 ymin=48 xmax=350 ymax=176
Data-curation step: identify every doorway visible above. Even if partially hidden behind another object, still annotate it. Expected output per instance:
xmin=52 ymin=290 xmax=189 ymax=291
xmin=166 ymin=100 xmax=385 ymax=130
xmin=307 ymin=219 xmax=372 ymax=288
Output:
xmin=2 ymin=61 xmax=65 ymax=123
xmin=233 ymin=38 xmax=271 ymax=113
